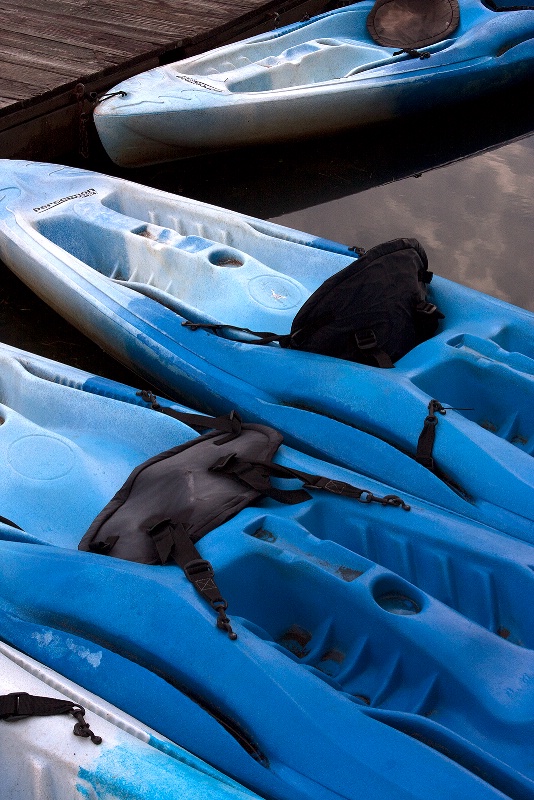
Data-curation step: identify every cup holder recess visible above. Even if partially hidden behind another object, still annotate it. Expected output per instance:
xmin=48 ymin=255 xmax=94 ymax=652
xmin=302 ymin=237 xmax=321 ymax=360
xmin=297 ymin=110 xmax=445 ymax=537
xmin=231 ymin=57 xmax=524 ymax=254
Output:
xmin=372 ymin=577 xmax=424 ymax=616
xmin=376 ymin=592 xmax=421 ymax=615
xmin=208 ymin=248 xmax=245 ymax=267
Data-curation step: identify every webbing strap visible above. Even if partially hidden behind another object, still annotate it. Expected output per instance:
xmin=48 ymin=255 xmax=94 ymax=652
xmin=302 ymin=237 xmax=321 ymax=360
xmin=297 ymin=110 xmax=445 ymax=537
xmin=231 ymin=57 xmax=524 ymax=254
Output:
xmin=182 ymin=320 xmax=394 ymax=367
xmin=416 ymin=399 xmax=446 ymax=471
xmin=0 ymin=692 xmax=102 ymax=744
xmin=210 ymin=455 xmax=411 ymax=510
xmin=182 ymin=320 xmax=288 ymax=346
xmin=414 ymin=302 xmax=445 ymax=343
xmin=354 ymin=328 xmax=394 ymax=369
xmin=0 ymin=692 xmax=75 ymax=719
xmin=0 ymin=515 xmax=23 ymax=530
xmin=393 ymin=47 xmax=431 ymax=59
xmin=146 ymin=519 xmax=237 ymax=639
xmin=210 ymin=453 xmax=311 ymax=505
xmin=137 ymin=390 xmax=242 ymax=444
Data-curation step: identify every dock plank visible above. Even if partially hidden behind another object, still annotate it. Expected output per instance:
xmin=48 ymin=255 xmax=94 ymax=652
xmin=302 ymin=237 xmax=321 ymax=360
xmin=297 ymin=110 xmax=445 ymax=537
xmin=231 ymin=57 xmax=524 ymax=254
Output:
xmin=0 ymin=8 xmax=176 ymax=50
xmin=0 ymin=30 xmax=121 ymax=72
xmin=0 ymin=0 xmax=326 ymax=159
xmin=0 ymin=0 xmax=253 ymax=41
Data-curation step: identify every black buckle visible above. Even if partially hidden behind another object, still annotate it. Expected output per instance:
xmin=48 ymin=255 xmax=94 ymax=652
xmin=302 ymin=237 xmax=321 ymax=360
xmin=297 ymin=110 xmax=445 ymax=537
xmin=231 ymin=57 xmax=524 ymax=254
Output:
xmin=136 ymin=389 xmax=161 ymax=409
xmin=416 ymin=302 xmax=437 ymax=315
xmin=183 ymin=559 xmax=214 ymax=582
xmin=355 ymin=329 xmax=378 ymax=351
xmin=418 ymin=269 xmax=433 ymax=284
xmin=3 ymin=692 xmax=30 ymax=719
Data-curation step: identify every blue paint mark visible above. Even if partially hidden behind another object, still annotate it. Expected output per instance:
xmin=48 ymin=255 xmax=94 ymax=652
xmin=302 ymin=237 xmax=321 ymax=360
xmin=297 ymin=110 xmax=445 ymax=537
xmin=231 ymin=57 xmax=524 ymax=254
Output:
xmin=77 ymin=743 xmax=252 ymax=800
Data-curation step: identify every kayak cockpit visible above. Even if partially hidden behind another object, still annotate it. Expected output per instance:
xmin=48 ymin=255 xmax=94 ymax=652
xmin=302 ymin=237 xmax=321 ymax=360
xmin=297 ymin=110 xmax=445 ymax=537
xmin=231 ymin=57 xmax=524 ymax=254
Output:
xmin=176 ymin=40 xmax=403 ymax=94
xmin=32 ymin=191 xmax=360 ymax=334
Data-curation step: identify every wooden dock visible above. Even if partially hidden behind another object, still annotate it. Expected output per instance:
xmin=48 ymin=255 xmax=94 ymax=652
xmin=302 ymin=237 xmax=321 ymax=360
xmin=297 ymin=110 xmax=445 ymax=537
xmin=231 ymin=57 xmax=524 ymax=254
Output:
xmin=0 ymin=0 xmax=328 ymax=162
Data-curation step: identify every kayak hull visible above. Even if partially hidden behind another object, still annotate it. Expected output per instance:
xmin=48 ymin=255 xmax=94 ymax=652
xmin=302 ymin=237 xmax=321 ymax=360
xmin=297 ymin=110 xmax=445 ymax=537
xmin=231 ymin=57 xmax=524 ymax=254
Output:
xmin=93 ymin=0 xmax=534 ymax=165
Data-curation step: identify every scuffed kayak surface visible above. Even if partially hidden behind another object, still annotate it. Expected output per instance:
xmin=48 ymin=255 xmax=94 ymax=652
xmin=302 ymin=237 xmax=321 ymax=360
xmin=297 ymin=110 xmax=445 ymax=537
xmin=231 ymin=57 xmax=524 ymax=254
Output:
xmin=93 ymin=0 xmax=534 ymax=165
xmin=0 ymin=640 xmax=259 ymax=800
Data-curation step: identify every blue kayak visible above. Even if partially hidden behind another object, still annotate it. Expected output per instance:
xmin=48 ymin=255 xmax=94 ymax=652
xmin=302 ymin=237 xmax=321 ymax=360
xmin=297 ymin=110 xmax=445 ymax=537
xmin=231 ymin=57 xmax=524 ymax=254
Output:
xmin=0 ymin=641 xmax=259 ymax=800
xmin=1 ymin=341 xmax=534 ymax=799
xmin=0 ymin=160 xmax=533 ymax=540
xmin=93 ymin=0 xmax=534 ymax=166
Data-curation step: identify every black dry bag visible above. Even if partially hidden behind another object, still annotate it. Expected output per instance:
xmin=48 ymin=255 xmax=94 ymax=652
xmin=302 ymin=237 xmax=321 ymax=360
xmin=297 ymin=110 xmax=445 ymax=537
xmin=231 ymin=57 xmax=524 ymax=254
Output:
xmin=184 ymin=238 xmax=444 ymax=369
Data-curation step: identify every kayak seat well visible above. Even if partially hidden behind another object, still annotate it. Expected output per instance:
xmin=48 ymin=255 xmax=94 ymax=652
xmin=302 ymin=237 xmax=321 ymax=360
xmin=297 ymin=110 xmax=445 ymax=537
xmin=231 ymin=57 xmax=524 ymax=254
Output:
xmin=410 ymin=345 xmax=534 ymax=455
xmin=179 ymin=39 xmax=401 ymax=93
xmin=33 ymin=203 xmax=311 ymax=333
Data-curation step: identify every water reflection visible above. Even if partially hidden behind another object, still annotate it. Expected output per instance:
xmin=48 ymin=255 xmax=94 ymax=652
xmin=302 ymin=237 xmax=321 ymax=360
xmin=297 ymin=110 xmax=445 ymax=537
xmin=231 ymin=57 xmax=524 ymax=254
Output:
xmin=272 ymin=136 xmax=534 ymax=310
xmin=117 ymin=78 xmax=534 ymax=221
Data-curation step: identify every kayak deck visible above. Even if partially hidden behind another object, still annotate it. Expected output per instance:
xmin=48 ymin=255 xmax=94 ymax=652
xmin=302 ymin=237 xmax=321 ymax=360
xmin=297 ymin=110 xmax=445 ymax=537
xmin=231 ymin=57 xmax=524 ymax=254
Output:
xmin=0 ymin=344 xmax=534 ymax=799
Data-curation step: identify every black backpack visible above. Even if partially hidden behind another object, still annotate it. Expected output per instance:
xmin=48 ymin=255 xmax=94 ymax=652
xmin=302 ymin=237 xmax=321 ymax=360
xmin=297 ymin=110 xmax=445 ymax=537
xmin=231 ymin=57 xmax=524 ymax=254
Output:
xmin=79 ymin=398 xmax=410 ymax=639
xmin=184 ymin=238 xmax=444 ymax=369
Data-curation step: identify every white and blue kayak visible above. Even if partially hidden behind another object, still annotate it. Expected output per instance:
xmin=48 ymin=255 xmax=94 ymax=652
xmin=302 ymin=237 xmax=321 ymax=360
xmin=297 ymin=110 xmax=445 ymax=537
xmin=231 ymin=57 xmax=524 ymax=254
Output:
xmin=93 ymin=0 xmax=534 ymax=166
xmin=0 ymin=641 xmax=259 ymax=800
xmin=1 ymin=341 xmax=534 ymax=799
xmin=0 ymin=160 xmax=533 ymax=540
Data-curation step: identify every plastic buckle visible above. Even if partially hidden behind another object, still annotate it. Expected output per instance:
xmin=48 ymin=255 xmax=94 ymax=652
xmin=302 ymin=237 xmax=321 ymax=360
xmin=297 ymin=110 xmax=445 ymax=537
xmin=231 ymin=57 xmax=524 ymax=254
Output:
xmin=416 ymin=302 xmax=437 ymax=315
xmin=183 ymin=559 xmax=214 ymax=583
xmin=4 ymin=692 xmax=30 ymax=719
xmin=354 ymin=329 xmax=377 ymax=351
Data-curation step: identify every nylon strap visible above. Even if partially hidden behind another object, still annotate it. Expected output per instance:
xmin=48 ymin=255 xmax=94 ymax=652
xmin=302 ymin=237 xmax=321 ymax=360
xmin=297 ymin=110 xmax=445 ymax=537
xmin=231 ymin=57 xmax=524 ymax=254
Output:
xmin=210 ymin=455 xmax=411 ymax=510
xmin=137 ymin=390 xmax=242 ymax=444
xmin=0 ymin=693 xmax=102 ymax=744
xmin=415 ymin=399 xmax=446 ymax=471
xmin=354 ymin=329 xmax=394 ymax=369
xmin=182 ymin=320 xmax=288 ymax=346
xmin=146 ymin=519 xmax=237 ymax=639
xmin=0 ymin=693 xmax=76 ymax=719
xmin=210 ymin=453 xmax=311 ymax=505
xmin=0 ymin=515 xmax=22 ymax=530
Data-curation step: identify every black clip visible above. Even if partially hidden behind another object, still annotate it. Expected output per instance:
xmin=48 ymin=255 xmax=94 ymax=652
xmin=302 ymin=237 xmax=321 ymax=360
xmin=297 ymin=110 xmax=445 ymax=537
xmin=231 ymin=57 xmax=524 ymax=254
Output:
xmin=4 ymin=692 xmax=29 ymax=719
xmin=428 ymin=399 xmax=447 ymax=417
xmin=71 ymin=707 xmax=103 ymax=745
xmin=136 ymin=389 xmax=161 ymax=410
xmin=183 ymin=559 xmax=215 ymax=583
xmin=355 ymin=329 xmax=378 ymax=351
xmin=394 ymin=48 xmax=431 ymax=60
xmin=212 ymin=600 xmax=238 ymax=641
xmin=417 ymin=302 xmax=438 ymax=315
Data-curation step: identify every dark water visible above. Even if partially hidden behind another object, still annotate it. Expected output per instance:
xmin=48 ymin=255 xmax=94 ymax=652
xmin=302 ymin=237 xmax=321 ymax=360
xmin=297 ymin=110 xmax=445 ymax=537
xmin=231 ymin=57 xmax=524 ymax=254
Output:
xmin=272 ymin=135 xmax=534 ymax=311
xmin=0 ymin=78 xmax=533 ymax=383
